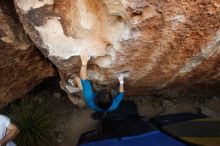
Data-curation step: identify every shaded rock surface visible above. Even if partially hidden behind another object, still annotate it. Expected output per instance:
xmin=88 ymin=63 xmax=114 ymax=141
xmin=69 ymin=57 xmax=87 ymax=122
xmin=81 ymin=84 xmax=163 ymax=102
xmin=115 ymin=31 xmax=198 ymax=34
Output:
xmin=0 ymin=0 xmax=55 ymax=107
xmin=14 ymin=0 xmax=220 ymax=106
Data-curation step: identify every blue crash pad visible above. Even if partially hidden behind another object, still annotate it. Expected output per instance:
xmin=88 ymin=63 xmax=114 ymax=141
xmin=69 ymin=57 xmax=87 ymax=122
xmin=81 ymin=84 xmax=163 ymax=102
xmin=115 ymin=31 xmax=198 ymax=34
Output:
xmin=80 ymin=130 xmax=186 ymax=146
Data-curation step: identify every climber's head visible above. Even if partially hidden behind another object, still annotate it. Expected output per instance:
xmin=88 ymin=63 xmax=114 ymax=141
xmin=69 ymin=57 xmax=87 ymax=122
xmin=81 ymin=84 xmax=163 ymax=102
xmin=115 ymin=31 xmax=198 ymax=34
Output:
xmin=95 ymin=89 xmax=113 ymax=111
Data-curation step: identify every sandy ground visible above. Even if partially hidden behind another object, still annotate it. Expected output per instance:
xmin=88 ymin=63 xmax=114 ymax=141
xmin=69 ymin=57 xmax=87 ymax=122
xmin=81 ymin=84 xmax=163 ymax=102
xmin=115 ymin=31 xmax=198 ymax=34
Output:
xmin=5 ymin=77 xmax=220 ymax=146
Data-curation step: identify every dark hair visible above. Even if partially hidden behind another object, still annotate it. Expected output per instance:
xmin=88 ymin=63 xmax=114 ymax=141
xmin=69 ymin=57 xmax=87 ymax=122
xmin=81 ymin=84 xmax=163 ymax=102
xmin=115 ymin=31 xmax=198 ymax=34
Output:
xmin=95 ymin=89 xmax=113 ymax=111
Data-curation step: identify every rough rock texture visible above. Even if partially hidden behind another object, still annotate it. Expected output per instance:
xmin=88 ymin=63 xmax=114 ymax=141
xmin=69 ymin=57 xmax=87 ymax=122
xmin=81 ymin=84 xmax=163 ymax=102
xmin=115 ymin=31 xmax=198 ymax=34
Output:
xmin=0 ymin=0 xmax=55 ymax=107
xmin=14 ymin=0 xmax=220 ymax=105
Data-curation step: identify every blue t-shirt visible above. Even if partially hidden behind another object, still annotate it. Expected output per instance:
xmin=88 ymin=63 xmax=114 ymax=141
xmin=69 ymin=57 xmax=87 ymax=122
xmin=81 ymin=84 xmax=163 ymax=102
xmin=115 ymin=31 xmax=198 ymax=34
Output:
xmin=81 ymin=80 xmax=124 ymax=112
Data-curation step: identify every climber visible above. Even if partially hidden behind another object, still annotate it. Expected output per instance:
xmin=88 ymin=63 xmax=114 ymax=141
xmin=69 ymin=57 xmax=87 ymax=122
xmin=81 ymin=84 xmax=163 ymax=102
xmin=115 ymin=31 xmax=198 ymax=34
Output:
xmin=72 ymin=48 xmax=125 ymax=112
xmin=0 ymin=115 xmax=20 ymax=146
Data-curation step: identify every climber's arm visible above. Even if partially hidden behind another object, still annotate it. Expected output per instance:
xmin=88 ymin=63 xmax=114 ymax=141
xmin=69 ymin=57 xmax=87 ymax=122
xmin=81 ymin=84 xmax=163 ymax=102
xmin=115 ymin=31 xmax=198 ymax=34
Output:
xmin=80 ymin=64 xmax=87 ymax=80
xmin=79 ymin=49 xmax=101 ymax=111
xmin=80 ymin=49 xmax=90 ymax=80
xmin=118 ymin=73 xmax=125 ymax=93
xmin=108 ymin=73 xmax=125 ymax=111
xmin=119 ymin=82 xmax=124 ymax=93
xmin=81 ymin=79 xmax=98 ymax=110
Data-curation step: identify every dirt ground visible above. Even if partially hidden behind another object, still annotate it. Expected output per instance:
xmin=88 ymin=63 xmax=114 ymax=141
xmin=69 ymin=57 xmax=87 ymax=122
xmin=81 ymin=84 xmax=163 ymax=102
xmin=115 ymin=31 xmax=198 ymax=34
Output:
xmin=6 ymin=77 xmax=220 ymax=146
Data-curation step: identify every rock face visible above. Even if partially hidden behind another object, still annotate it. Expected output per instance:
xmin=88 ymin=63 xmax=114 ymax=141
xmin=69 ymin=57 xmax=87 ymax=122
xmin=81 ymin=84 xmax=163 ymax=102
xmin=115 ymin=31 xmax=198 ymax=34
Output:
xmin=0 ymin=0 xmax=55 ymax=107
xmin=14 ymin=0 xmax=220 ymax=105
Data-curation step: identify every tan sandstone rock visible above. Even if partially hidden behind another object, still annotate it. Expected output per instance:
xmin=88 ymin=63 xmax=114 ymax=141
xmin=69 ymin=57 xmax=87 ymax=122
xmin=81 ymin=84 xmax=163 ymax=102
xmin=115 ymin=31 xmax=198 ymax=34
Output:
xmin=0 ymin=0 xmax=55 ymax=107
xmin=14 ymin=0 xmax=220 ymax=106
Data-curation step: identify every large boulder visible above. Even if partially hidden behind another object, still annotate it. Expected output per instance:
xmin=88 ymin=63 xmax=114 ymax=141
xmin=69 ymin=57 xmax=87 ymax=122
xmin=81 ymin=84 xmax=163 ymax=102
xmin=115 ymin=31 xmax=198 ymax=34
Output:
xmin=0 ymin=0 xmax=55 ymax=107
xmin=14 ymin=0 xmax=220 ymax=105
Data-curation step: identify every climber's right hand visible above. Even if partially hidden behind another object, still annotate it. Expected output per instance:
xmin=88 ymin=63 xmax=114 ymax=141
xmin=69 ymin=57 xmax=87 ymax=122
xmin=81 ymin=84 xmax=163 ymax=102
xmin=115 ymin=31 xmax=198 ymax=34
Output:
xmin=80 ymin=48 xmax=90 ymax=66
